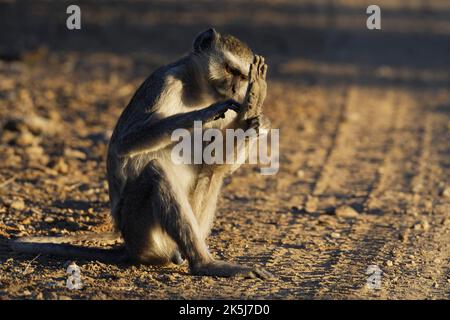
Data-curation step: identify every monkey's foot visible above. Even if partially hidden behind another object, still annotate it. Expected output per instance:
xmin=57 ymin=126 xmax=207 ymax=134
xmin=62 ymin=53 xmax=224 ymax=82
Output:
xmin=191 ymin=260 xmax=274 ymax=280
xmin=171 ymin=251 xmax=186 ymax=265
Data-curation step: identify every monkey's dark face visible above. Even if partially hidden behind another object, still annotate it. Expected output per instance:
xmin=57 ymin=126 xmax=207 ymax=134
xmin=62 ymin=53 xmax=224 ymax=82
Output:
xmin=193 ymin=28 xmax=254 ymax=103
xmin=208 ymin=52 xmax=252 ymax=103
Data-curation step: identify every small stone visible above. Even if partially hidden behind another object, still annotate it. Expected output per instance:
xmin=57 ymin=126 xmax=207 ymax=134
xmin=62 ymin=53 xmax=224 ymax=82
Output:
xmin=24 ymin=115 xmax=60 ymax=136
xmin=386 ymin=260 xmax=393 ymax=267
xmin=44 ymin=217 xmax=55 ymax=223
xmin=64 ymin=148 xmax=86 ymax=160
xmin=441 ymin=187 xmax=450 ymax=198
xmin=10 ymin=199 xmax=25 ymax=211
xmin=25 ymin=145 xmax=49 ymax=164
xmin=433 ymin=258 xmax=441 ymax=264
xmin=334 ymin=206 xmax=359 ymax=218
xmin=21 ymin=217 xmax=32 ymax=225
xmin=413 ymin=220 xmax=430 ymax=231
xmin=330 ymin=232 xmax=340 ymax=239
xmin=59 ymin=295 xmax=72 ymax=300
xmin=15 ymin=130 xmax=39 ymax=146
xmin=296 ymin=170 xmax=305 ymax=178
xmin=305 ymin=196 xmax=318 ymax=213
xmin=52 ymin=158 xmax=69 ymax=174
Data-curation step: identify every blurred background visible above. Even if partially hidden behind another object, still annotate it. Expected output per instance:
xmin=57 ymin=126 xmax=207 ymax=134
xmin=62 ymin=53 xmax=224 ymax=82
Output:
xmin=0 ymin=0 xmax=449 ymax=299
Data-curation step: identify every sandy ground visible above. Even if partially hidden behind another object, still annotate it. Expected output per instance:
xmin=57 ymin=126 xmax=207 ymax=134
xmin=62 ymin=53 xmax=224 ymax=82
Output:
xmin=0 ymin=0 xmax=449 ymax=299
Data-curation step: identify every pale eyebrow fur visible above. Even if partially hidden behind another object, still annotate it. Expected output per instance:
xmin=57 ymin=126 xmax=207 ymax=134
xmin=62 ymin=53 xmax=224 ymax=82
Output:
xmin=224 ymin=51 xmax=250 ymax=75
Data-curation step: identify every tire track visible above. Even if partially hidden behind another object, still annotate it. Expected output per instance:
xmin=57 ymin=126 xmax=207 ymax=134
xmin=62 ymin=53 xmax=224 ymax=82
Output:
xmin=255 ymin=87 xmax=349 ymax=298
xmin=382 ymin=89 xmax=450 ymax=299
xmin=309 ymin=87 xmax=400 ymax=298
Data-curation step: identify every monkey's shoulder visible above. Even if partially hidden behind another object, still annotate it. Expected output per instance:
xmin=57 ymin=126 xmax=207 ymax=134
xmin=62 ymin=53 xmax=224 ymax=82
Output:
xmin=128 ymin=59 xmax=187 ymax=112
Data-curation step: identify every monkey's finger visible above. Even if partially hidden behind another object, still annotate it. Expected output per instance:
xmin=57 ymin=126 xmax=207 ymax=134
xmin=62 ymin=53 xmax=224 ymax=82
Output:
xmin=258 ymin=56 xmax=265 ymax=71
xmin=253 ymin=54 xmax=260 ymax=65
xmin=254 ymin=268 xmax=275 ymax=280
xmin=248 ymin=63 xmax=257 ymax=84
xmin=254 ymin=55 xmax=262 ymax=79
xmin=261 ymin=63 xmax=268 ymax=80
xmin=236 ymin=267 xmax=275 ymax=280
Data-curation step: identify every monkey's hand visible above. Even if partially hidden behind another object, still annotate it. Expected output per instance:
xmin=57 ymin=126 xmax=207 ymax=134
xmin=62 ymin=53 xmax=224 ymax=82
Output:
xmin=204 ymin=99 xmax=241 ymax=122
xmin=240 ymin=55 xmax=268 ymax=120
xmin=246 ymin=114 xmax=271 ymax=135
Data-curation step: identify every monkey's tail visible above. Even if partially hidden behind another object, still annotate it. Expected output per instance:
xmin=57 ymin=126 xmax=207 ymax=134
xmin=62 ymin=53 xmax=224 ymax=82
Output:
xmin=10 ymin=232 xmax=128 ymax=263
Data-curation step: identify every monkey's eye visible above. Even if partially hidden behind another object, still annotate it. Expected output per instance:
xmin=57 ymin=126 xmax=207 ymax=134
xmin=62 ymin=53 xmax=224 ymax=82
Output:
xmin=225 ymin=64 xmax=242 ymax=78
xmin=224 ymin=64 xmax=232 ymax=74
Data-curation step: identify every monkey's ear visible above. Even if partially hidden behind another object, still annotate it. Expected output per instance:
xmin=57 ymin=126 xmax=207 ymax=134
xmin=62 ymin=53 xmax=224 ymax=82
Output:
xmin=193 ymin=28 xmax=220 ymax=53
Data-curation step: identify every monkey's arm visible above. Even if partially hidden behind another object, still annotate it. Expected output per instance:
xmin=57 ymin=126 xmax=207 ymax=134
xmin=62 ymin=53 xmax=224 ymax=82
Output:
xmin=115 ymin=100 xmax=240 ymax=157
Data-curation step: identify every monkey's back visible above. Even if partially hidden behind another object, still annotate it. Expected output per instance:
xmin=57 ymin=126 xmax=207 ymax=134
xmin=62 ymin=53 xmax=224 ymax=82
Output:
xmin=106 ymin=60 xmax=185 ymax=227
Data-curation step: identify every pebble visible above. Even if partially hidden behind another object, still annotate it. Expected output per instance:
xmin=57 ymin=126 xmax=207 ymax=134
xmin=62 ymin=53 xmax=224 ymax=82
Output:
xmin=21 ymin=217 xmax=32 ymax=225
xmin=414 ymin=220 xmax=430 ymax=231
xmin=386 ymin=260 xmax=393 ymax=267
xmin=10 ymin=199 xmax=25 ymax=211
xmin=52 ymin=158 xmax=69 ymax=174
xmin=44 ymin=217 xmax=55 ymax=223
xmin=441 ymin=187 xmax=450 ymax=198
xmin=334 ymin=206 xmax=359 ymax=218
xmin=15 ymin=130 xmax=39 ymax=146
xmin=330 ymin=232 xmax=340 ymax=239
xmin=296 ymin=170 xmax=305 ymax=178
xmin=64 ymin=148 xmax=86 ymax=160
xmin=305 ymin=196 xmax=318 ymax=213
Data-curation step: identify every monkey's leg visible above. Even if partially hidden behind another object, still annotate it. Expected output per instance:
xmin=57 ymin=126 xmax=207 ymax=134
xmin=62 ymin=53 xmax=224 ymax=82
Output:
xmin=122 ymin=160 xmax=272 ymax=279
xmin=119 ymin=160 xmax=208 ymax=265
xmin=191 ymin=172 xmax=224 ymax=240
xmin=189 ymin=176 xmax=273 ymax=278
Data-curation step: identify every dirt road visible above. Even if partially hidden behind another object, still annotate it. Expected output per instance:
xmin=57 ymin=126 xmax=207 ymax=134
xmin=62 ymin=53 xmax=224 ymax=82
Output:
xmin=0 ymin=0 xmax=449 ymax=299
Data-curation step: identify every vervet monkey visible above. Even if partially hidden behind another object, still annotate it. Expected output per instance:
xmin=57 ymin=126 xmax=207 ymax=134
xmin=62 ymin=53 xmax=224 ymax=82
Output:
xmin=12 ymin=28 xmax=272 ymax=279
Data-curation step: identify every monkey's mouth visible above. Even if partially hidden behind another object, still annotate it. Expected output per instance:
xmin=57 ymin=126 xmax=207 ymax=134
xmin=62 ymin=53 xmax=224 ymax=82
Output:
xmin=212 ymin=85 xmax=229 ymax=100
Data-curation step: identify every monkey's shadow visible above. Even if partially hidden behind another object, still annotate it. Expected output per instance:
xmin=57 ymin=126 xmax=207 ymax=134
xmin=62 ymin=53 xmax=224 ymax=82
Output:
xmin=0 ymin=235 xmax=191 ymax=278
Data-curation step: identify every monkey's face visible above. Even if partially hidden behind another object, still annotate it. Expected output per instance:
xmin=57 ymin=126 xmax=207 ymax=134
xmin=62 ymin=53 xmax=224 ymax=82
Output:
xmin=208 ymin=52 xmax=252 ymax=103
xmin=193 ymin=28 xmax=254 ymax=103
